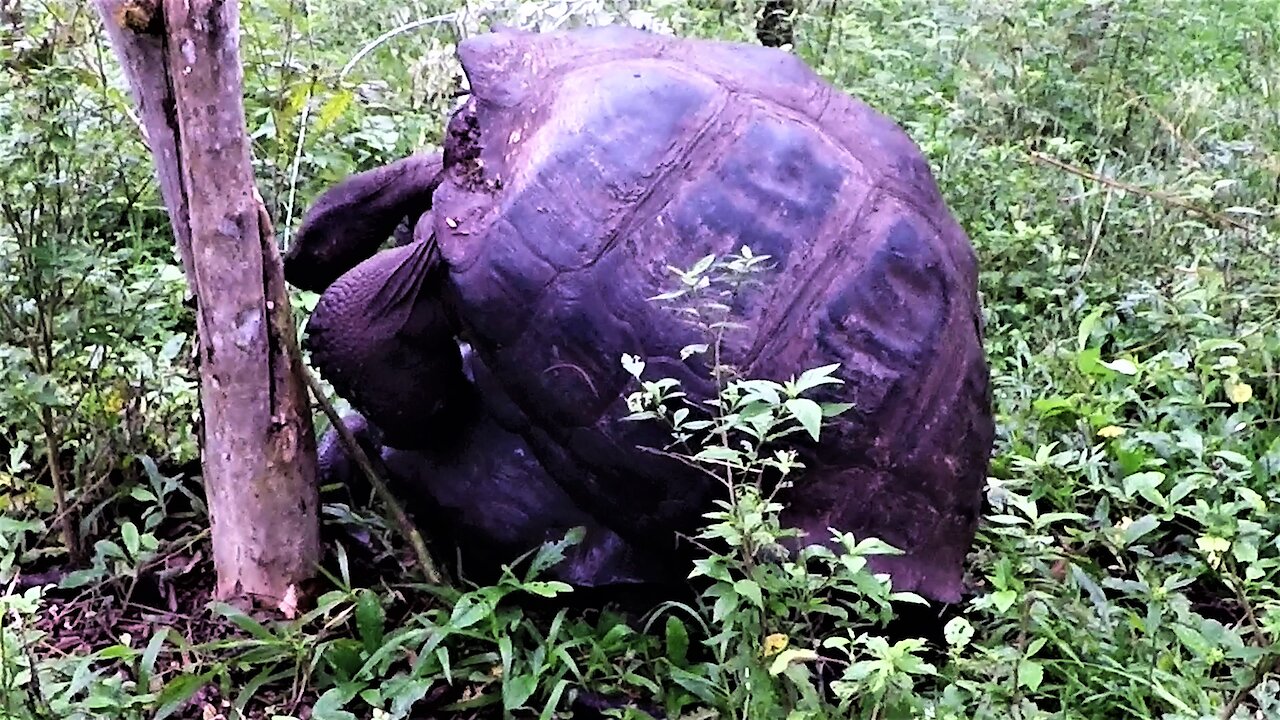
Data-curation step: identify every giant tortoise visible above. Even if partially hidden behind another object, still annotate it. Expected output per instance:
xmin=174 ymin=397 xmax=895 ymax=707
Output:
xmin=286 ymin=25 xmax=994 ymax=603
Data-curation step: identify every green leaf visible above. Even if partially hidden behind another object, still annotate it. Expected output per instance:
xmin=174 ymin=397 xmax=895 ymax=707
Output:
xmin=1122 ymin=471 xmax=1166 ymax=505
xmin=121 ymin=521 xmax=140 ymax=557
xmin=621 ymin=353 xmax=645 ymax=378
xmin=312 ymin=686 xmax=359 ymax=720
xmin=665 ymin=616 xmax=689 ymax=666
xmin=1172 ymin=624 xmax=1211 ymax=655
xmin=792 ymin=363 xmax=843 ymax=394
xmin=7 ymin=442 xmax=28 ymax=473
xmin=64 ymin=660 xmax=100 ymax=702
xmin=1076 ymin=305 xmax=1106 ymax=351
xmin=1036 ymin=512 xmax=1089 ymax=526
xmin=680 ymin=343 xmax=709 ymax=360
xmin=695 ymin=446 xmax=742 ymax=464
xmin=738 ymin=400 xmax=775 ymax=421
xmin=943 ymin=617 xmax=974 ymax=648
xmin=1075 ymin=346 xmax=1102 ymax=375
xmin=691 ymin=253 xmax=718 ymax=274
xmin=232 ymin=667 xmax=294 ymax=719
xmin=539 ymin=678 xmax=572 ymax=720
xmin=991 ymin=589 xmax=1017 ymax=613
xmin=785 ymin=398 xmax=823 ymax=441
xmin=1032 ymin=396 xmax=1077 ymax=418
xmin=733 ymin=579 xmax=764 ymax=608
xmin=820 ymin=402 xmax=855 ymax=417
xmin=1232 ymin=537 xmax=1258 ymax=563
xmin=316 ymin=89 xmax=354 ymax=133
xmin=323 ymin=639 xmax=364 ymax=681
xmin=737 ymin=380 xmax=784 ymax=405
xmin=1214 ymin=450 xmax=1251 ymax=468
xmin=1017 ymin=660 xmax=1044 ymax=691
xmin=355 ymin=589 xmax=385 ymax=653
xmin=769 ymin=648 xmax=820 ymax=676
xmin=893 ymin=649 xmax=937 ymax=676
xmin=648 ymin=288 xmax=688 ymax=301
xmin=449 ymin=593 xmax=496 ymax=630
xmin=1122 ymin=514 xmax=1160 ymax=545
xmin=60 ymin=568 xmax=107 ymax=589
xmin=211 ymin=603 xmax=277 ymax=641
xmin=139 ymin=627 xmax=170 ymax=689
xmin=668 ymin=665 xmax=720 ymax=705
xmin=1192 ymin=535 xmax=1233 ymax=550
xmin=503 ymin=673 xmax=538 ymax=711
xmin=128 ymin=486 xmax=157 ymax=503
xmin=712 ymin=591 xmax=738 ymax=623
xmin=520 ymin=580 xmax=573 ymax=597
xmin=154 ymin=672 xmax=213 ymax=720
xmin=689 ymin=557 xmax=732 ymax=582
xmin=97 ymin=644 xmax=136 ymax=661
xmin=436 ymin=646 xmax=453 ymax=684
xmin=527 ymin=526 xmax=585 ymax=577
xmin=385 ymin=678 xmax=433 ymax=716
xmin=1099 ymin=357 xmax=1138 ymax=375
xmin=1237 ymin=487 xmax=1266 ymax=513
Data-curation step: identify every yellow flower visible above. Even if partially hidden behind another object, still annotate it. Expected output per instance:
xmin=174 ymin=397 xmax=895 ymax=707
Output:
xmin=762 ymin=633 xmax=789 ymax=657
xmin=1097 ymin=425 xmax=1125 ymax=438
xmin=1225 ymin=378 xmax=1252 ymax=404
xmin=103 ymin=388 xmax=125 ymax=415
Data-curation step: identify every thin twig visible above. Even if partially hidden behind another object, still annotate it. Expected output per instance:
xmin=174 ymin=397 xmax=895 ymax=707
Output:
xmin=1227 ymin=569 xmax=1267 ymax=648
xmin=1074 ymin=182 xmax=1114 ymax=286
xmin=298 ymin=363 xmax=446 ymax=586
xmin=1216 ymin=558 xmax=1276 ymax=718
xmin=1025 ymin=150 xmax=1255 ymax=232
xmin=40 ymin=410 xmax=82 ymax=564
xmin=338 ymin=13 xmax=458 ymax=82
xmin=1120 ymin=85 xmax=1206 ymax=165
xmin=33 ymin=470 xmax=114 ymax=551
xmin=282 ymin=56 xmax=317 ymax=251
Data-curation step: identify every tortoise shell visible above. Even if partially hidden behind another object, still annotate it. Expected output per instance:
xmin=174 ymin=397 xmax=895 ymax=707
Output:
xmin=430 ymin=26 xmax=993 ymax=602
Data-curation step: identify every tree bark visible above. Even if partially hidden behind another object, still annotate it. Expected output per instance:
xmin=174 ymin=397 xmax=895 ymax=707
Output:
xmin=94 ymin=0 xmax=320 ymax=607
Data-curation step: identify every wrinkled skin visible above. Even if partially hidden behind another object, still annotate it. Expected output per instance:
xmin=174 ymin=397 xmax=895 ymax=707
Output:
xmin=287 ymin=26 xmax=994 ymax=604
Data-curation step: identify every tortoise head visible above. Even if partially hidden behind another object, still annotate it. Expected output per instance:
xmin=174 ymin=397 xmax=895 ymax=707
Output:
xmin=284 ymin=152 xmax=444 ymax=293
xmin=303 ymin=236 xmax=469 ymax=450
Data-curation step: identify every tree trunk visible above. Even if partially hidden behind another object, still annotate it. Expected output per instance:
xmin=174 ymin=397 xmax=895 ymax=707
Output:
xmin=94 ymin=0 xmax=320 ymax=608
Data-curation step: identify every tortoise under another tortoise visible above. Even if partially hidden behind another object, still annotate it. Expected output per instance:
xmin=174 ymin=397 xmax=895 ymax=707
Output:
xmin=285 ymin=24 xmax=994 ymax=604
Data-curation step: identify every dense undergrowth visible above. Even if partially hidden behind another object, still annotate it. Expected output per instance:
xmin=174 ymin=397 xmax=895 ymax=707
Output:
xmin=1 ymin=1 xmax=1278 ymax=718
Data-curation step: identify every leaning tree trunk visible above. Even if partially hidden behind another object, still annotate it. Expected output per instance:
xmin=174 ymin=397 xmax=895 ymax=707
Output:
xmin=94 ymin=0 xmax=320 ymax=607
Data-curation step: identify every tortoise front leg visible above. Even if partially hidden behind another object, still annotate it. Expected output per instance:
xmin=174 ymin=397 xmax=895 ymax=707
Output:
xmin=284 ymin=152 xmax=443 ymax=293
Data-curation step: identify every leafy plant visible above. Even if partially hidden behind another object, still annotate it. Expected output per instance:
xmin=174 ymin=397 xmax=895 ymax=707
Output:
xmin=610 ymin=248 xmax=937 ymax=718
xmin=4 ymin=0 xmax=1280 ymax=718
